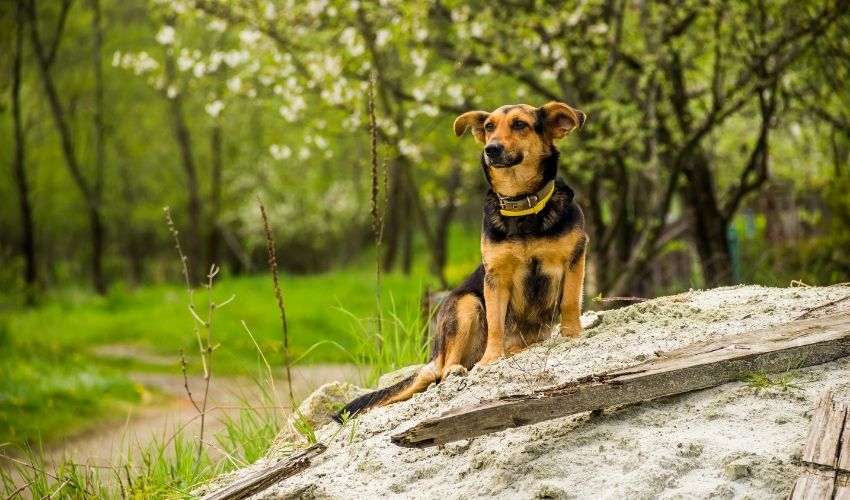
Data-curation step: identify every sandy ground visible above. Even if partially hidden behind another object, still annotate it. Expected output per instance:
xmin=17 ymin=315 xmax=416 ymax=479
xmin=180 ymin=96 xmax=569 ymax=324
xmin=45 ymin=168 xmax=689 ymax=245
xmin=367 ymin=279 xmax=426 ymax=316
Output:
xmin=207 ymin=284 xmax=850 ymax=499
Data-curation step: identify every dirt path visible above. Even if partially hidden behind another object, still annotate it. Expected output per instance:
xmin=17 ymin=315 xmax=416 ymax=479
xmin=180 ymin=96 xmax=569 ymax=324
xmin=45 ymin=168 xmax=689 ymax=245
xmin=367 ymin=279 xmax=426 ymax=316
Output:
xmin=38 ymin=364 xmax=359 ymax=468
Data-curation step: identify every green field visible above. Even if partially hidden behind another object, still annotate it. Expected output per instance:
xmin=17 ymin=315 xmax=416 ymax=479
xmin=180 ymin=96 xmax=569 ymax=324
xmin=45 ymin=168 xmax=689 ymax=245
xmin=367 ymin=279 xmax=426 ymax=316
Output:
xmin=0 ymin=226 xmax=482 ymax=447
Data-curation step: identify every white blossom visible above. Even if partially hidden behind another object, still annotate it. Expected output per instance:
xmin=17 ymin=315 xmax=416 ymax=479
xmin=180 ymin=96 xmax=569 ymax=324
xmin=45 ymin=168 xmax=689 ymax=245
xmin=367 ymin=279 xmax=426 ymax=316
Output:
xmin=270 ymin=144 xmax=292 ymax=160
xmin=421 ymin=104 xmax=439 ymax=117
xmin=589 ymin=23 xmax=609 ymax=35
xmin=207 ymin=19 xmax=228 ymax=32
xmin=298 ymin=147 xmax=311 ymax=160
xmin=411 ymin=49 xmax=427 ymax=76
xmin=445 ymin=84 xmax=464 ymax=105
xmin=239 ymin=29 xmax=262 ymax=46
xmin=205 ymin=100 xmax=225 ymax=117
xmin=398 ymin=139 xmax=421 ymax=160
xmin=375 ymin=29 xmax=391 ymax=48
xmin=227 ymin=76 xmax=242 ymax=92
xmin=470 ymin=22 xmax=484 ymax=38
xmin=156 ymin=25 xmax=176 ymax=45
xmin=475 ymin=64 xmax=492 ymax=76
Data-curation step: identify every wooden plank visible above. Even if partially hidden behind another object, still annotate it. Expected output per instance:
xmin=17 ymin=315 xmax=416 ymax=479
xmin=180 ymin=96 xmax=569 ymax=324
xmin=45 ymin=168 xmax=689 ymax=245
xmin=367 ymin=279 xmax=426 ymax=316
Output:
xmin=791 ymin=469 xmax=836 ymax=500
xmin=801 ymin=391 xmax=847 ymax=469
xmin=201 ymin=443 xmax=326 ymax=500
xmin=840 ymin=410 xmax=850 ymax=473
xmin=835 ymin=474 xmax=850 ymax=500
xmin=392 ymin=311 xmax=850 ymax=448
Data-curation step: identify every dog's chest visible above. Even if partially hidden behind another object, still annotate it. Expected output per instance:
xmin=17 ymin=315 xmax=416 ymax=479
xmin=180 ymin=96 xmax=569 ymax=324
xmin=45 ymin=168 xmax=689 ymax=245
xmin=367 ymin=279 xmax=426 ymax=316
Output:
xmin=482 ymin=237 xmax=568 ymax=312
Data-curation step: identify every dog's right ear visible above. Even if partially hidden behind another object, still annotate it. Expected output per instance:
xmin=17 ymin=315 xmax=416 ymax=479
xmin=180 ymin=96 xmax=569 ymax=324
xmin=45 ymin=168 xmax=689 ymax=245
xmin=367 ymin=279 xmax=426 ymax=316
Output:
xmin=453 ymin=111 xmax=490 ymax=144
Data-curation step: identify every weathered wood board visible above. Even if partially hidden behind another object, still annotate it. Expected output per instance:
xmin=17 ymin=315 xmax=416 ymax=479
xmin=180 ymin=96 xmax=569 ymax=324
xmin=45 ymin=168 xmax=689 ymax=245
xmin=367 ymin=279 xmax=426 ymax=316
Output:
xmin=792 ymin=469 xmax=837 ymax=500
xmin=792 ymin=391 xmax=850 ymax=500
xmin=801 ymin=391 xmax=847 ymax=469
xmin=201 ymin=443 xmax=326 ymax=500
xmin=392 ymin=311 xmax=850 ymax=448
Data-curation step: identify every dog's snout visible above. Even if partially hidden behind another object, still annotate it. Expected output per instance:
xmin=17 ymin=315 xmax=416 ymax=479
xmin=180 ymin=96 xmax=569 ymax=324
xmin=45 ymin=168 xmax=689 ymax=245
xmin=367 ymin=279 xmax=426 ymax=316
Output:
xmin=484 ymin=143 xmax=504 ymax=157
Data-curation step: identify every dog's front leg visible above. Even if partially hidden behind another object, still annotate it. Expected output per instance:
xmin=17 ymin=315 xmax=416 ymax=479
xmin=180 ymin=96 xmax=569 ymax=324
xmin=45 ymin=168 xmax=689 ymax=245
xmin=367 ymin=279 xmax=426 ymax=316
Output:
xmin=560 ymin=233 xmax=587 ymax=338
xmin=477 ymin=274 xmax=509 ymax=366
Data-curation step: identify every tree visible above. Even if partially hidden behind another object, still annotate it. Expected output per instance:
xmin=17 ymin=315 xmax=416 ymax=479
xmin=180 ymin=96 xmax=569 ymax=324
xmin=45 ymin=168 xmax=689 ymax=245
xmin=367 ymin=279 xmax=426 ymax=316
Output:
xmin=11 ymin=0 xmax=37 ymax=303
xmin=26 ymin=0 xmax=109 ymax=294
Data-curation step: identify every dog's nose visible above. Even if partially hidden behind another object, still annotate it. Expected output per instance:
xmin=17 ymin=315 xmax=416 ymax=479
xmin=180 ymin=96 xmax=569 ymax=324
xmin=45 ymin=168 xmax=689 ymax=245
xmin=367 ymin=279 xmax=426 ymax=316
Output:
xmin=484 ymin=143 xmax=503 ymax=157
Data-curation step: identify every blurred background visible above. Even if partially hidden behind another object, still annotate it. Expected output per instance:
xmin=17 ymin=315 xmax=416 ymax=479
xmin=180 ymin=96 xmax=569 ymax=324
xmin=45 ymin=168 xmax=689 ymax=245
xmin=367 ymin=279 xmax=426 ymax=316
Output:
xmin=1 ymin=0 xmax=849 ymax=491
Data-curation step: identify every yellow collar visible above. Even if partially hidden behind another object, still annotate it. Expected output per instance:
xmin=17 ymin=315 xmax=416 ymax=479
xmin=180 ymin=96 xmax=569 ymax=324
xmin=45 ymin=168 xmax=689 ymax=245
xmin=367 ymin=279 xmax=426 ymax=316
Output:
xmin=497 ymin=180 xmax=556 ymax=217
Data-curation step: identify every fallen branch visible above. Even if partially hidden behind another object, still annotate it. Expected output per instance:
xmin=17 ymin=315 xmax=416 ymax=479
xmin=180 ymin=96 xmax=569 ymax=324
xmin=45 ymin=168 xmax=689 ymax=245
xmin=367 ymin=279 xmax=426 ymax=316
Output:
xmin=200 ymin=443 xmax=326 ymax=500
xmin=392 ymin=311 xmax=850 ymax=448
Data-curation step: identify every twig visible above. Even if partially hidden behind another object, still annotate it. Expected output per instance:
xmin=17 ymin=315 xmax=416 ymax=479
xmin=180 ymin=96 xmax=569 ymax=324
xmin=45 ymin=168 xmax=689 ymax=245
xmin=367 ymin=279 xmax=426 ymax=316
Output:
xmin=197 ymin=264 xmax=220 ymax=460
xmin=45 ymin=479 xmax=69 ymax=499
xmin=180 ymin=348 xmax=202 ymax=413
xmin=164 ymin=207 xmax=215 ymax=461
xmin=592 ymin=295 xmax=650 ymax=303
xmin=0 ymin=455 xmax=61 ymax=481
xmin=5 ymin=479 xmax=35 ymax=500
xmin=257 ymin=197 xmax=294 ymax=408
xmin=796 ymin=294 xmax=850 ymax=320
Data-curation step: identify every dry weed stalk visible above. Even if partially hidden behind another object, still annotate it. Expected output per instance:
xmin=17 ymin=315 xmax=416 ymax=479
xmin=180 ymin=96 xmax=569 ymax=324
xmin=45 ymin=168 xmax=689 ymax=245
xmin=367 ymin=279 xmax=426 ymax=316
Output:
xmin=258 ymin=197 xmax=295 ymax=408
xmin=164 ymin=206 xmax=234 ymax=460
xmin=368 ymin=73 xmax=388 ymax=351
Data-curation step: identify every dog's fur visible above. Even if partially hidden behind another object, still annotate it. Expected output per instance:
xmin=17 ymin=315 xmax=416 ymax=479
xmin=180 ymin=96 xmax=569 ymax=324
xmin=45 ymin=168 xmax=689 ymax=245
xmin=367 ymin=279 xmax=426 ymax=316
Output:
xmin=335 ymin=102 xmax=587 ymax=421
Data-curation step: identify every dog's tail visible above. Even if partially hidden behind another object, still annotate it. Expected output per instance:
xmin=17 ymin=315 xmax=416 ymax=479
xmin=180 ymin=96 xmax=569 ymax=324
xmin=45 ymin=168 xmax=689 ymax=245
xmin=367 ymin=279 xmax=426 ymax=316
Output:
xmin=332 ymin=362 xmax=439 ymax=423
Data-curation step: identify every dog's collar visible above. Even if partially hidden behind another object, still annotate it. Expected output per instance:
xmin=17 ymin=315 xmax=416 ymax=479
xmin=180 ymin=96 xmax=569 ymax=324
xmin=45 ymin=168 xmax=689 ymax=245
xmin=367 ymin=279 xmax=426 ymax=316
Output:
xmin=496 ymin=180 xmax=556 ymax=217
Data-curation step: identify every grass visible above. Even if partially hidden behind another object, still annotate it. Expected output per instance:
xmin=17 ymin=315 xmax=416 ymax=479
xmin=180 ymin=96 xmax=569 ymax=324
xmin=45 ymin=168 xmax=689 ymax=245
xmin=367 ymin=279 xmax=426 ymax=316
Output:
xmin=0 ymin=375 xmax=289 ymax=499
xmin=738 ymin=364 xmax=802 ymax=391
xmin=0 ymin=223 xmax=481 ymax=451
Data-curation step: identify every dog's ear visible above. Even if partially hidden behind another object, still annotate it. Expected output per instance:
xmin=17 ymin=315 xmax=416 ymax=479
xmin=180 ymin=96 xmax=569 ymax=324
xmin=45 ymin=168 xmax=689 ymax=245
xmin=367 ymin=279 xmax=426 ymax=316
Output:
xmin=453 ymin=111 xmax=490 ymax=144
xmin=538 ymin=102 xmax=586 ymax=140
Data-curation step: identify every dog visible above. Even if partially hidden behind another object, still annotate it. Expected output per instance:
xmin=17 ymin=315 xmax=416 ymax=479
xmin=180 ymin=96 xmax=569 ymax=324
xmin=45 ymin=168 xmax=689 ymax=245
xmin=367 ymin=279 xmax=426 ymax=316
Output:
xmin=335 ymin=102 xmax=587 ymax=422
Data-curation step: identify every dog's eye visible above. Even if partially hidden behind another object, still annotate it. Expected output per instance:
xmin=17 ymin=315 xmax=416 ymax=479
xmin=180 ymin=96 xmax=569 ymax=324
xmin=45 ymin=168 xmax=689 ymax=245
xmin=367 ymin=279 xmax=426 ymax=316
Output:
xmin=484 ymin=122 xmax=495 ymax=132
xmin=512 ymin=121 xmax=527 ymax=131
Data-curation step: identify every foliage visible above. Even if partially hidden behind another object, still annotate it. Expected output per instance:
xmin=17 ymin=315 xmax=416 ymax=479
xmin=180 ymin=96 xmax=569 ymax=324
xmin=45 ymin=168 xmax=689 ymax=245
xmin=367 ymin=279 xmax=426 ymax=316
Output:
xmin=1 ymin=375 xmax=286 ymax=499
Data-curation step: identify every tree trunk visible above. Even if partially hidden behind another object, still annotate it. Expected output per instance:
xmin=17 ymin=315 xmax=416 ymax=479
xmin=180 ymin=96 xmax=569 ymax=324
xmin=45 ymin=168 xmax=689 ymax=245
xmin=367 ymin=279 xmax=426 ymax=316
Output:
xmin=382 ymin=161 xmax=403 ymax=271
xmin=89 ymin=0 xmax=107 ymax=294
xmin=433 ymin=164 xmax=462 ymax=272
xmin=208 ymin=123 xmax=223 ymax=269
xmin=164 ymin=43 xmax=203 ymax=283
xmin=12 ymin=0 xmax=37 ymax=304
xmin=27 ymin=0 xmax=107 ymax=294
xmin=682 ymin=154 xmax=733 ymax=287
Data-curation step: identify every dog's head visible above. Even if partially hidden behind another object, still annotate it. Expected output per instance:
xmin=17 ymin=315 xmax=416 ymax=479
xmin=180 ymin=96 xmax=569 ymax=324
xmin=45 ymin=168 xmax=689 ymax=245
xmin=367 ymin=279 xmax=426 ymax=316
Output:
xmin=453 ymin=102 xmax=585 ymax=195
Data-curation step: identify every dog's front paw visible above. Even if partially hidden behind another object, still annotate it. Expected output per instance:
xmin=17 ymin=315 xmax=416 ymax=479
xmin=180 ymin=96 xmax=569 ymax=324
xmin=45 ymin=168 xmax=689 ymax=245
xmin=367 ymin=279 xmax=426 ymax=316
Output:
xmin=560 ymin=322 xmax=582 ymax=339
xmin=474 ymin=350 xmax=505 ymax=369
xmin=444 ymin=364 xmax=468 ymax=379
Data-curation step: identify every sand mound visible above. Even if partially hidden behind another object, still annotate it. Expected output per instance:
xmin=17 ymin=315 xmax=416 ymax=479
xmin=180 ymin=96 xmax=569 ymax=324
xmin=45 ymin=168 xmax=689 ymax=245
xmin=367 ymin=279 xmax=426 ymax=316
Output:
xmin=208 ymin=285 xmax=850 ymax=499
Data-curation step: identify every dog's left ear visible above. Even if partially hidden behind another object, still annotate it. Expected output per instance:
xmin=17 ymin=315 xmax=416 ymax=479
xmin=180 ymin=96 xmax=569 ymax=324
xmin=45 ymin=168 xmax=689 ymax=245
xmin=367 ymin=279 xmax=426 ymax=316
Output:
xmin=453 ymin=110 xmax=490 ymax=144
xmin=538 ymin=102 xmax=586 ymax=140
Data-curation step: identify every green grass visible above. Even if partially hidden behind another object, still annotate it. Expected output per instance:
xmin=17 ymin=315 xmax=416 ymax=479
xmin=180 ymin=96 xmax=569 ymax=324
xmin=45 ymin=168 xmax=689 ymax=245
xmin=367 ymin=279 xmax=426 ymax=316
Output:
xmin=738 ymin=366 xmax=802 ymax=391
xmin=1 ymin=375 xmax=291 ymax=499
xmin=0 ymin=223 xmax=482 ymax=450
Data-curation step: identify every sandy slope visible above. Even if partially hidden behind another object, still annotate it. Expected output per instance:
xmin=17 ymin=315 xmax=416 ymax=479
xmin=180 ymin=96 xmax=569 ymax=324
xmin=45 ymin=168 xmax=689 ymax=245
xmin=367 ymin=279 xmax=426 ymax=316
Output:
xmin=209 ymin=285 xmax=850 ymax=499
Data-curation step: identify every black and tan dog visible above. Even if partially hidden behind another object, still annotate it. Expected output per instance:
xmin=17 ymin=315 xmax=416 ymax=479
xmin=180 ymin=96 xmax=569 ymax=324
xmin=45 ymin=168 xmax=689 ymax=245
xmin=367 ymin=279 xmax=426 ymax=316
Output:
xmin=335 ymin=102 xmax=587 ymax=421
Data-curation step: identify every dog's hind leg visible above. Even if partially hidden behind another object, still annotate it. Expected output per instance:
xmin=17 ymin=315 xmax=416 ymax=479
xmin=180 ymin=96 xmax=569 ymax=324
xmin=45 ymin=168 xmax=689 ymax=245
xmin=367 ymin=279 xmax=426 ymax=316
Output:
xmin=439 ymin=293 xmax=486 ymax=379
